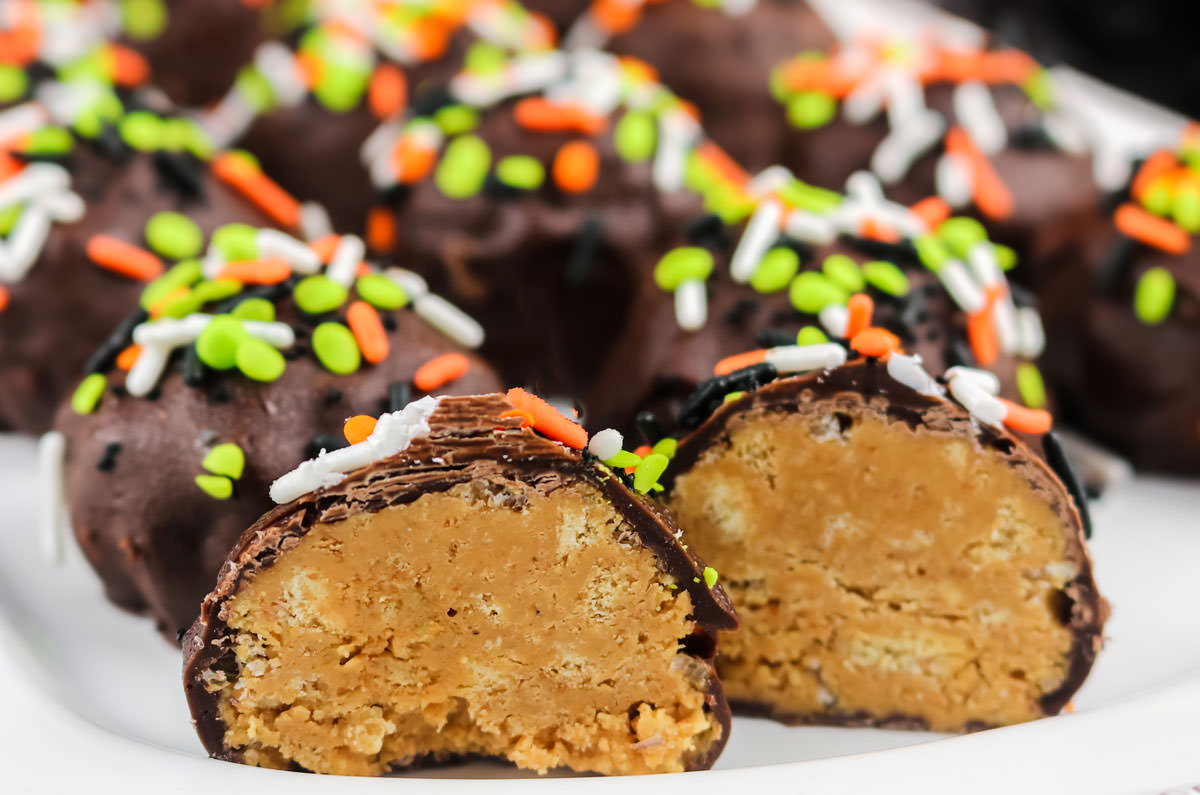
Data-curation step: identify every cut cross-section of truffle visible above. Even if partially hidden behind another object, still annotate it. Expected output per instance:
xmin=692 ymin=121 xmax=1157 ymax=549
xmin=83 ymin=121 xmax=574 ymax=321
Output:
xmin=661 ymin=358 xmax=1105 ymax=731
xmin=183 ymin=393 xmax=736 ymax=776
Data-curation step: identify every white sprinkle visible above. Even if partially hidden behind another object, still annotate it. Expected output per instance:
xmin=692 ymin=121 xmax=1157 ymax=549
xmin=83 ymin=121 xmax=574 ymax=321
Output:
xmin=449 ymin=72 xmax=508 ymax=107
xmin=256 ymin=229 xmax=321 ymax=274
xmin=369 ymin=147 xmax=399 ymax=189
xmin=881 ymin=66 xmax=926 ymax=129
xmin=1093 ymin=143 xmax=1133 ymax=192
xmin=387 ymin=267 xmax=429 ymax=299
xmin=0 ymin=102 xmax=49 ymax=144
xmin=506 ymin=51 xmax=569 ymax=97
xmin=746 ymin=165 xmax=793 ymax=199
xmin=200 ymin=246 xmax=226 ymax=280
xmin=886 ymin=353 xmax=943 ymax=397
xmin=37 ymin=431 xmax=67 ymax=566
xmin=935 ymin=152 xmax=973 ymax=208
xmin=953 ymin=81 xmax=1007 ymax=155
xmin=674 ymin=279 xmax=707 ymax=331
xmin=36 ymin=79 xmax=105 ymax=126
xmin=843 ymin=71 xmax=887 ymax=125
xmin=819 ymin=303 xmax=849 ymax=339
xmin=125 ymin=343 xmax=171 ymax=398
xmin=764 ymin=343 xmax=847 ymax=374
xmin=871 ymin=109 xmax=943 ymax=184
xmin=299 ymin=202 xmax=333 ymax=242
xmin=360 ymin=118 xmax=404 ymax=166
xmin=992 ymin=294 xmax=1019 ymax=355
xmin=34 ymin=189 xmax=85 ymax=223
xmin=0 ymin=162 xmax=71 ymax=212
xmin=587 ymin=428 xmax=624 ymax=461
xmin=653 ymin=108 xmax=698 ymax=193
xmin=132 ymin=314 xmax=211 ymax=347
xmin=845 ymin=170 xmax=885 ymax=204
xmin=1041 ymin=111 xmax=1090 ymax=156
xmin=1016 ymin=307 xmax=1046 ymax=358
xmin=948 ymin=374 xmax=1007 ymax=428
xmin=966 ymin=242 xmax=1003 ymax=286
xmin=415 ymin=293 xmax=485 ymax=349
xmin=783 ymin=209 xmax=837 ymax=245
xmin=242 ymin=320 xmax=295 ymax=349
xmin=270 ymin=396 xmax=442 ymax=504
xmin=939 ymin=260 xmax=986 ymax=314
xmin=4 ymin=205 xmax=51 ymax=281
xmin=326 ymin=235 xmax=365 ymax=287
xmin=199 ymin=92 xmax=257 ymax=148
xmin=730 ymin=199 xmax=782 ymax=283
xmin=721 ymin=0 xmax=757 ymax=15
xmin=562 ymin=14 xmax=606 ymax=50
xmin=254 ymin=41 xmax=306 ymax=107
xmin=945 ymin=366 xmax=1001 ymax=396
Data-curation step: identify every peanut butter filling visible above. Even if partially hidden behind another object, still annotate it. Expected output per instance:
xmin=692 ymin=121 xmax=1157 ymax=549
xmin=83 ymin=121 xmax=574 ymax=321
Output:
xmin=669 ymin=409 xmax=1078 ymax=731
xmin=208 ymin=478 xmax=719 ymax=776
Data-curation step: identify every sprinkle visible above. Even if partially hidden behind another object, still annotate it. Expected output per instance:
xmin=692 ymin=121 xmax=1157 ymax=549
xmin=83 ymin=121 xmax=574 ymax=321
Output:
xmin=514 ymin=97 xmax=605 ymax=135
xmin=796 ymin=326 xmax=828 ymax=346
xmin=702 ymin=566 xmax=719 ymax=589
xmin=1115 ymin=203 xmax=1190 ymax=255
xmin=552 ymin=140 xmax=600 ymax=194
xmin=886 ymin=353 xmax=942 ymax=396
xmin=356 ymin=273 xmax=407 ymax=310
xmin=366 ymin=206 xmax=397 ymax=252
xmin=294 ymin=275 xmax=349 ymax=315
xmin=0 ymin=64 xmax=27 ymax=103
xmin=368 ymin=63 xmax=407 ymax=119
xmin=787 ymin=90 xmax=836 ymax=129
xmin=0 ymin=287 xmax=7 ymax=312
xmin=764 ymin=343 xmax=847 ymax=373
xmin=312 ymin=322 xmax=361 ymax=375
xmin=435 ymin=105 xmax=479 ymax=136
xmin=87 ymin=236 xmax=164 ymax=282
xmin=202 ymin=443 xmax=245 ymax=480
xmin=218 ymin=258 xmax=291 ymax=285
xmin=789 ymin=271 xmax=847 ymax=314
xmin=1133 ymin=266 xmax=1176 ymax=325
xmin=115 ymin=345 xmax=142 ymax=371
xmin=731 ymin=199 xmax=783 ymax=283
xmin=654 ymin=247 xmax=714 ymax=291
xmin=308 ymin=234 xmax=340 ymax=263
xmin=588 ymin=428 xmax=624 ymax=461
xmin=125 ymin=344 xmax=170 ymax=397
xmin=948 ymin=373 xmax=1006 ymax=427
xmin=505 ymin=387 xmax=588 ymax=450
xmin=388 ymin=381 xmax=412 ymax=412
xmin=862 ymin=260 xmax=910 ymax=296
xmin=633 ymin=453 xmax=669 ymax=494
xmin=212 ymin=153 xmax=301 ymax=229
xmin=300 ymin=201 xmax=333 ymax=241
xmin=1015 ymin=306 xmax=1046 ymax=358
xmin=118 ymin=111 xmax=164 ymax=151
xmin=414 ymin=352 xmax=470 ymax=392
xmin=231 ymin=297 xmax=275 ymax=323
xmin=850 ymin=327 xmax=900 ymax=359
xmin=122 ymin=0 xmax=167 ymax=38
xmin=939 ymin=217 xmax=988 ymax=257
xmin=652 ymin=437 xmax=678 ymax=458
xmin=212 ymin=223 xmax=259 ymax=262
xmin=1131 ymin=150 xmax=1177 ymax=203
xmin=142 ymin=211 xmax=202 ymax=260
xmin=236 ymin=337 xmax=286 ymax=381
xmin=256 ymin=229 xmax=321 ymax=273
xmin=999 ymin=399 xmax=1052 ymax=435
xmin=343 ymin=415 xmax=378 ymax=446
xmin=944 ymin=126 xmax=1013 ymax=219
xmin=714 ymin=349 xmax=767 ymax=376
xmin=914 ymin=234 xmax=951 ymax=273
xmin=909 ymin=196 xmax=952 ymax=231
xmin=326 ymin=235 xmax=365 ymax=287
xmin=946 ymin=366 xmax=1001 ymax=395
xmin=750 ymin=247 xmax=800 ymax=293
xmin=413 ymin=292 xmax=484 ymax=348
xmin=346 ymin=301 xmax=389 ymax=365
xmin=1016 ymin=362 xmax=1047 ymax=409
xmin=953 ymin=81 xmax=1007 ymax=155
xmin=1171 ymin=184 xmax=1200 ymax=233
xmin=495 ymin=155 xmax=545 ymax=190
xmin=821 ymin=254 xmax=865 ymax=293
xmin=674 ymin=279 xmax=707 ymax=331
xmin=967 ymin=306 xmax=999 ymax=367
xmin=196 ymin=316 xmax=248 ymax=370
xmin=195 ymin=474 xmax=233 ymax=500
xmin=819 ymin=303 xmax=849 ymax=338
xmin=435 ymin=134 xmax=491 ymax=199
xmin=844 ymin=293 xmax=874 ymax=338
xmin=614 ymin=109 xmax=656 ymax=162
xmin=939 ymin=260 xmax=986 ymax=313
xmin=71 ymin=373 xmax=107 ymax=415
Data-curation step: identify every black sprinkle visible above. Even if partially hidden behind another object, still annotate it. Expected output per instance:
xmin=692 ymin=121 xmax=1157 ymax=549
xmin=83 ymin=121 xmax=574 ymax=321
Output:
xmin=381 ymin=312 xmax=398 ymax=332
xmin=482 ymin=174 xmax=522 ymax=200
xmin=724 ymin=297 xmax=760 ymax=327
xmin=95 ymin=123 xmax=129 ymax=160
xmin=1008 ymin=281 xmax=1038 ymax=309
xmin=945 ymin=339 xmax=977 ymax=369
xmin=845 ymin=236 xmax=919 ymax=266
xmin=13 ymin=152 xmax=72 ymax=168
xmin=84 ymin=309 xmax=148 ymax=374
xmin=685 ymin=213 xmax=731 ymax=249
xmin=176 ymin=628 xmax=187 ymax=644
xmin=324 ymin=387 xmax=343 ymax=406
xmin=565 ymin=216 xmax=604 ymax=287
xmin=182 ymin=345 xmax=206 ymax=387
xmin=1092 ymin=236 xmax=1138 ymax=296
xmin=95 ymin=442 xmax=122 ymax=472
xmin=109 ymin=385 xmax=127 ymax=399
xmin=283 ymin=344 xmax=306 ymax=360
xmin=409 ymin=83 xmax=455 ymax=117
xmin=377 ymin=183 xmax=411 ymax=207
xmin=1042 ymin=431 xmax=1093 ymax=539
xmin=388 ymin=381 xmax=412 ymax=412
xmin=145 ymin=386 xmax=162 ymax=401
xmin=770 ymin=308 xmax=801 ymax=327
xmin=1010 ymin=124 xmax=1057 ymax=151
xmin=635 ymin=411 xmax=663 ymax=445
xmin=755 ymin=328 xmax=796 ymax=348
xmin=305 ymin=433 xmax=347 ymax=459
xmin=678 ymin=363 xmax=778 ymax=430
xmin=153 ymin=151 xmax=203 ymax=198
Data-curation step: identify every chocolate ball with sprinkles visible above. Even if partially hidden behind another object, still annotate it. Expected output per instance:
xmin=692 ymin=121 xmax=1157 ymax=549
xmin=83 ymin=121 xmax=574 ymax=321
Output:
xmin=1032 ymin=132 xmax=1200 ymax=473
xmin=50 ymin=224 xmax=501 ymax=639
xmin=183 ymin=391 xmax=735 ymax=776
xmin=198 ymin=0 xmax=557 ymax=234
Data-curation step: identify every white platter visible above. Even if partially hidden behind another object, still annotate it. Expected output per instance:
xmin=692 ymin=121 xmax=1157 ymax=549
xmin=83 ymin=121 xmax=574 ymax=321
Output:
xmin=2 ymin=432 xmax=1200 ymax=795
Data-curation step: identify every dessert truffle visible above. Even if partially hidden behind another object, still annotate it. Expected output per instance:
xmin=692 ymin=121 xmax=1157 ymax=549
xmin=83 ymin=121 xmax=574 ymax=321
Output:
xmin=183 ymin=391 xmax=735 ymax=776
xmin=662 ymin=357 xmax=1105 ymax=731
xmin=52 ymin=224 xmax=500 ymax=638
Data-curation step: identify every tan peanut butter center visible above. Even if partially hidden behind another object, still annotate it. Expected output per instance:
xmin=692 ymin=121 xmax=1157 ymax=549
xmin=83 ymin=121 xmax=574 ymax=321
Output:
xmin=669 ymin=408 xmax=1077 ymax=731
xmin=210 ymin=478 xmax=719 ymax=776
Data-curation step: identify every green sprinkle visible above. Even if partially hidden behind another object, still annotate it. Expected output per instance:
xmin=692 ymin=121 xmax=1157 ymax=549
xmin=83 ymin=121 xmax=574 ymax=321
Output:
xmin=789 ymin=271 xmax=848 ymax=314
xmin=1016 ymin=363 xmax=1047 ymax=410
xmin=201 ymin=443 xmax=245 ymax=479
xmin=144 ymin=211 xmax=203 ymax=259
xmin=0 ymin=205 xmax=23 ymax=236
xmin=435 ymin=104 xmax=479 ymax=136
xmin=59 ymin=48 xmax=108 ymax=85
xmin=654 ymin=247 xmax=714 ymax=291
xmin=195 ymin=316 xmax=248 ymax=370
xmin=633 ymin=453 xmax=670 ymax=494
xmin=776 ymin=180 xmax=842 ymax=214
xmin=226 ymin=149 xmax=260 ymax=171
xmin=1022 ymin=67 xmax=1054 ymax=110
xmin=160 ymin=292 xmax=203 ymax=319
xmin=294 ymin=275 xmax=349 ymax=315
xmin=994 ymin=244 xmax=1017 ymax=271
xmin=1142 ymin=176 xmax=1174 ymax=217
xmin=118 ymin=111 xmax=164 ymax=151
xmin=822 ymin=253 xmax=864 ymax=292
xmin=862 ymin=260 xmax=910 ymax=296
xmin=937 ymin=217 xmax=987 ymax=257
xmin=0 ymin=64 xmax=27 ymax=103
xmin=23 ymin=127 xmax=73 ymax=156
xmin=191 ymin=279 xmax=243 ymax=304
xmin=435 ymin=134 xmax=491 ymax=199
xmin=787 ymin=91 xmax=836 ymax=129
xmin=313 ymin=63 xmax=370 ymax=113
xmin=73 ymin=90 xmax=122 ymax=138
xmin=750 ymin=247 xmax=800 ymax=293
xmin=139 ymin=260 xmax=203 ymax=309
xmin=652 ymin=438 xmax=678 ymax=459
xmin=464 ymin=41 xmax=506 ymax=74
xmin=212 ymin=223 xmax=259 ymax=261
xmin=1172 ymin=187 xmax=1200 ymax=233
xmin=702 ymin=566 xmax=719 ymax=589
xmin=194 ymin=474 xmax=233 ymax=500
xmin=312 ymin=322 xmax=361 ymax=374
xmin=231 ymin=298 xmax=275 ymax=323
xmin=355 ymin=273 xmax=407 ymax=310
xmin=236 ymin=338 xmax=286 ymax=382
xmin=122 ymin=0 xmax=167 ymax=38
xmin=494 ymin=155 xmax=545 ymax=191
xmin=768 ymin=63 xmax=791 ymax=103
xmin=723 ymin=391 xmax=745 ymax=402
xmin=796 ymin=325 xmax=828 ymax=346
xmin=71 ymin=374 xmax=107 ymax=415
xmin=914 ymin=234 xmax=951 ymax=273
xmin=603 ymin=450 xmax=642 ymax=469
xmin=614 ymin=110 xmax=657 ymax=163
xmin=235 ymin=66 xmax=276 ymax=113
xmin=1133 ymin=267 xmax=1175 ymax=325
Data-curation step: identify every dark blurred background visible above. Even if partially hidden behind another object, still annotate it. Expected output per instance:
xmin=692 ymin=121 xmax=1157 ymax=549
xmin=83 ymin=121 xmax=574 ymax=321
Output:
xmin=940 ymin=0 xmax=1200 ymax=118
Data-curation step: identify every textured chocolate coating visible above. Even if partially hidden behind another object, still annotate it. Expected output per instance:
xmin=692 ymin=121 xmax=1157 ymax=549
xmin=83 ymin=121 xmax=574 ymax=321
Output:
xmin=183 ymin=393 xmax=737 ymax=772
xmin=0 ymin=146 xmax=272 ymax=434
xmin=56 ymin=303 xmax=501 ymax=639
xmin=522 ymin=0 xmax=592 ymax=33
xmin=662 ymin=358 xmax=1106 ymax=725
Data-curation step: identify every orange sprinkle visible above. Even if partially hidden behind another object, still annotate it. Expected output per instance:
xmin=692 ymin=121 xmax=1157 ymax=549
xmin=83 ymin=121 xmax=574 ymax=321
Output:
xmin=115 ymin=345 xmax=142 ymax=371
xmin=627 ymin=443 xmax=653 ymax=474
xmin=504 ymin=387 xmax=588 ymax=450
xmin=999 ymin=399 xmax=1053 ymax=435
xmin=366 ymin=206 xmax=397 ymax=252
xmin=0 ymin=286 xmax=8 ymax=313
xmin=967 ymin=308 xmax=999 ymax=368
xmin=909 ymin=196 xmax=952 ymax=231
xmin=1114 ymin=202 xmax=1191 ymax=255
xmin=107 ymin=44 xmax=150 ymax=87
xmin=590 ymin=0 xmax=643 ymax=34
xmin=499 ymin=409 xmax=534 ymax=428
xmin=0 ymin=25 xmax=39 ymax=67
xmin=931 ymin=49 xmax=1036 ymax=84
xmin=860 ymin=217 xmax=900 ymax=243
xmin=945 ymin=126 xmax=1014 ymax=220
xmin=552 ymin=140 xmax=599 ymax=194
xmin=86 ymin=236 xmax=164 ymax=282
xmin=217 ymin=258 xmax=291 ymax=285
xmin=849 ymin=327 xmax=900 ymax=359
xmin=414 ymin=352 xmax=470 ymax=392
xmin=295 ymin=51 xmax=322 ymax=89
xmin=393 ymin=137 xmax=437 ymax=183
xmin=149 ymin=284 xmax=189 ymax=317
xmin=368 ymin=63 xmax=407 ymax=120
xmin=845 ymin=293 xmax=874 ymax=339
xmin=0 ymin=151 xmax=22 ymax=182
xmin=212 ymin=153 xmax=301 ymax=229
xmin=308 ymin=234 xmax=340 ymax=262
xmin=514 ymin=97 xmax=606 ymax=136
xmin=346 ymin=301 xmax=389 ymax=365
xmin=1063 ymin=701 xmax=1076 ymax=715
xmin=343 ymin=414 xmax=378 ymax=445
xmin=713 ymin=349 xmax=768 ymax=376
xmin=1131 ymin=150 xmax=1179 ymax=201
xmin=617 ymin=56 xmax=659 ymax=85
xmin=780 ymin=58 xmax=856 ymax=97
xmin=696 ymin=141 xmax=750 ymax=188
xmin=409 ymin=16 xmax=451 ymax=61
